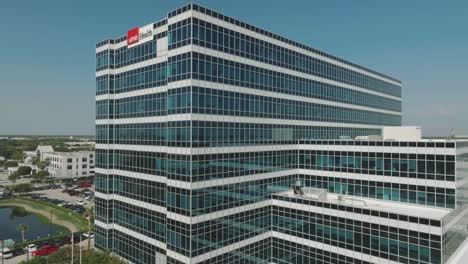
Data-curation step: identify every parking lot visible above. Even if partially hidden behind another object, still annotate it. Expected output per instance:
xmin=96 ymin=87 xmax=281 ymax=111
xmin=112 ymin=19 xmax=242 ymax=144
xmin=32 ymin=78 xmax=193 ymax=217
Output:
xmin=30 ymin=187 xmax=94 ymax=209
xmin=17 ymin=181 xmax=96 ymax=217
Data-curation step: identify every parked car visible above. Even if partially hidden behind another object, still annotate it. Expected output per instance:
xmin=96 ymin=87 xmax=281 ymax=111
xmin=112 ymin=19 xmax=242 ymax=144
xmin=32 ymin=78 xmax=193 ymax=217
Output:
xmin=74 ymin=207 xmax=86 ymax=214
xmin=30 ymin=194 xmax=40 ymax=199
xmin=64 ymin=234 xmax=82 ymax=244
xmin=68 ymin=190 xmax=79 ymax=196
xmin=82 ymin=231 xmax=94 ymax=239
xmin=26 ymin=244 xmax=37 ymax=253
xmin=79 ymin=183 xmax=92 ymax=188
xmin=0 ymin=248 xmax=14 ymax=259
xmin=76 ymin=199 xmax=85 ymax=206
xmin=32 ymin=245 xmax=60 ymax=256
xmin=12 ymin=248 xmax=25 ymax=256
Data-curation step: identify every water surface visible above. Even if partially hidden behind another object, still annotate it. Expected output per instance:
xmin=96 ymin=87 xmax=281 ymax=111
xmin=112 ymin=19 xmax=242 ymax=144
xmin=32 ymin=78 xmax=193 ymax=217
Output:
xmin=0 ymin=207 xmax=67 ymax=242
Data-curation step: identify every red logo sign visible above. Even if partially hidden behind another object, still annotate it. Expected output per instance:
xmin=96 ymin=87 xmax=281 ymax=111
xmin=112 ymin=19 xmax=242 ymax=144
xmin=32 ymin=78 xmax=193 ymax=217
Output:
xmin=127 ymin=27 xmax=140 ymax=46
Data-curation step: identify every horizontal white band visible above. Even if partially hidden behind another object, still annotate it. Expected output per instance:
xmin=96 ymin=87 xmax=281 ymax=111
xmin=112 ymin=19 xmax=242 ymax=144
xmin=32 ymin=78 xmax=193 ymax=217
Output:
xmin=95 ymin=86 xmax=168 ymax=101
xmin=94 ymin=220 xmax=166 ymax=250
xmin=299 ymin=169 xmax=456 ymax=190
xmin=95 ymin=193 xmax=166 ymax=214
xmin=299 ymin=143 xmax=457 ymax=155
xmin=94 ymin=168 xmax=167 ymax=184
xmin=96 ymin=113 xmax=385 ymax=129
xmin=96 ymin=56 xmax=167 ymax=77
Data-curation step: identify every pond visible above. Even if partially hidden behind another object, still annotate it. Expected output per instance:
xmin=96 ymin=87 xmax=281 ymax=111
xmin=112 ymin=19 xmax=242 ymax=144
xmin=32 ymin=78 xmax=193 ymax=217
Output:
xmin=0 ymin=207 xmax=68 ymax=242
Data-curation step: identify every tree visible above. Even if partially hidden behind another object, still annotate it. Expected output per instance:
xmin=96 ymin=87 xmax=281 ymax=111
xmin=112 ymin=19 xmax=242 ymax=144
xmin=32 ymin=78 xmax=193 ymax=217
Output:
xmin=32 ymin=170 xmax=49 ymax=182
xmin=85 ymin=206 xmax=95 ymax=250
xmin=47 ymin=246 xmax=79 ymax=264
xmin=82 ymin=250 xmax=127 ymax=264
xmin=17 ymin=166 xmax=32 ymax=176
xmin=37 ymin=158 xmax=50 ymax=171
xmin=12 ymin=150 xmax=26 ymax=162
xmin=12 ymin=183 xmax=33 ymax=193
xmin=4 ymin=160 xmax=18 ymax=168
xmin=17 ymin=224 xmax=29 ymax=243
xmin=43 ymin=247 xmax=127 ymax=264
xmin=31 ymin=157 xmax=40 ymax=167
xmin=8 ymin=172 xmax=19 ymax=185
xmin=18 ymin=257 xmax=46 ymax=264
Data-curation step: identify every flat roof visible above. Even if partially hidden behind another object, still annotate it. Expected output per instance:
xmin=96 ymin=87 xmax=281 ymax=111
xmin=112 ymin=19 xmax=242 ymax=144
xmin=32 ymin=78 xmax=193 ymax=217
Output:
xmin=276 ymin=191 xmax=451 ymax=220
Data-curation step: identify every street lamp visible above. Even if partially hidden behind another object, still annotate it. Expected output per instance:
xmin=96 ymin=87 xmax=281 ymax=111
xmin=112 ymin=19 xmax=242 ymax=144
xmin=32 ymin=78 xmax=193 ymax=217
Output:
xmin=1 ymin=239 xmax=4 ymax=264
xmin=50 ymin=210 xmax=53 ymax=236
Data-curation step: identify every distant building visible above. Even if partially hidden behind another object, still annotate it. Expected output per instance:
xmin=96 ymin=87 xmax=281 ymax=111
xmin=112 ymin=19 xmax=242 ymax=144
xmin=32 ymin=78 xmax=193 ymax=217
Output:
xmin=44 ymin=151 xmax=95 ymax=178
xmin=23 ymin=145 xmax=95 ymax=178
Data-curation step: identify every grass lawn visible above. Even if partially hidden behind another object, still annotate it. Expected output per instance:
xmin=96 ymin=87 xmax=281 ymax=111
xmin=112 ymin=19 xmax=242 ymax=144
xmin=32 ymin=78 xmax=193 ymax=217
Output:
xmin=0 ymin=196 xmax=88 ymax=231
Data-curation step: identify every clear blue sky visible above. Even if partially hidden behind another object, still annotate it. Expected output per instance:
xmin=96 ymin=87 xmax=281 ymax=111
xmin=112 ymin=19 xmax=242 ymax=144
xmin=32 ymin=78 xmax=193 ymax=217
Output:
xmin=0 ymin=0 xmax=466 ymax=136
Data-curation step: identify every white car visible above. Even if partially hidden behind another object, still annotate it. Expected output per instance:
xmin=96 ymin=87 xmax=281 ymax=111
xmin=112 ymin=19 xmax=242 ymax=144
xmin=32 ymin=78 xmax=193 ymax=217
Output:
xmin=76 ymin=199 xmax=85 ymax=206
xmin=82 ymin=231 xmax=95 ymax=238
xmin=27 ymin=244 xmax=37 ymax=253
xmin=0 ymin=248 xmax=13 ymax=259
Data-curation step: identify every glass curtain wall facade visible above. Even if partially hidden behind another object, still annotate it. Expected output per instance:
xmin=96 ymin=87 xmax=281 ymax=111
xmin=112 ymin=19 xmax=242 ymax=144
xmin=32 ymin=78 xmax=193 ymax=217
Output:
xmin=92 ymin=4 xmax=468 ymax=264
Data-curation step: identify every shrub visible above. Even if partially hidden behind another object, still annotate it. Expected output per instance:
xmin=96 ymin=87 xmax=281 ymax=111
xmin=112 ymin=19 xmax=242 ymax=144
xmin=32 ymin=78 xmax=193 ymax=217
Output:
xmin=12 ymin=183 xmax=33 ymax=193
xmin=17 ymin=166 xmax=32 ymax=176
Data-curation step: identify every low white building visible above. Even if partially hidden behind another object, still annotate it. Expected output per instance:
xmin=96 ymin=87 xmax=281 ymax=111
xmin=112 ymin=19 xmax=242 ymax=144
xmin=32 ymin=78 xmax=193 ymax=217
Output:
xmin=44 ymin=151 xmax=95 ymax=178
xmin=23 ymin=145 xmax=95 ymax=179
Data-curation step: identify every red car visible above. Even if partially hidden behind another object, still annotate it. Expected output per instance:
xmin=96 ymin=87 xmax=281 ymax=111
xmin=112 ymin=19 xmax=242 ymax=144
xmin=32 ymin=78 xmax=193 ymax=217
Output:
xmin=79 ymin=183 xmax=92 ymax=188
xmin=32 ymin=245 xmax=60 ymax=256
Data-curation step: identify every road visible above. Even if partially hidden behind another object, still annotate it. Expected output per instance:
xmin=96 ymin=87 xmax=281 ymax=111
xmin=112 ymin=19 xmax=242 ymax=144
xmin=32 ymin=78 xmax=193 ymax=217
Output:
xmin=3 ymin=238 xmax=94 ymax=264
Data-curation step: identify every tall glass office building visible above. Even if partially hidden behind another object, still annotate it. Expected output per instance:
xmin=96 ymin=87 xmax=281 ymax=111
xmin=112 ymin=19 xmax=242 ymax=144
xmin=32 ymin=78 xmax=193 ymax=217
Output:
xmin=95 ymin=3 xmax=468 ymax=264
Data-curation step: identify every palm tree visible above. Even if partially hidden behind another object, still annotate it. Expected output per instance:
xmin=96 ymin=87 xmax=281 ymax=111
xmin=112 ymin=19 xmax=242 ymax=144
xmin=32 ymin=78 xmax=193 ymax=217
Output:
xmin=85 ymin=207 xmax=94 ymax=250
xmin=31 ymin=157 xmax=39 ymax=166
xmin=17 ymin=224 xmax=28 ymax=243
xmin=17 ymin=224 xmax=29 ymax=261
xmin=37 ymin=158 xmax=50 ymax=171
